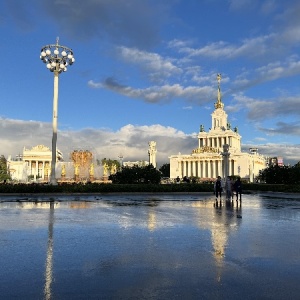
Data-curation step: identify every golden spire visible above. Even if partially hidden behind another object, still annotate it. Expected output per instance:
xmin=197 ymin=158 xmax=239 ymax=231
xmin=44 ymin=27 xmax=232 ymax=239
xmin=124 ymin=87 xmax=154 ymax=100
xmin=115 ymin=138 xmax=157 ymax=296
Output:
xmin=214 ymin=73 xmax=224 ymax=109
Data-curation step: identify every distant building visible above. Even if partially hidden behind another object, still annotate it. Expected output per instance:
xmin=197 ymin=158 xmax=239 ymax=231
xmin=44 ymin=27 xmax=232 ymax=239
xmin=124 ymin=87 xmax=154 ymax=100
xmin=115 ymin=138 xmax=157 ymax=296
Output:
xmin=169 ymin=74 xmax=267 ymax=182
xmin=123 ymin=160 xmax=149 ymax=168
xmin=7 ymin=145 xmax=63 ymax=182
xmin=268 ymin=157 xmax=284 ymax=167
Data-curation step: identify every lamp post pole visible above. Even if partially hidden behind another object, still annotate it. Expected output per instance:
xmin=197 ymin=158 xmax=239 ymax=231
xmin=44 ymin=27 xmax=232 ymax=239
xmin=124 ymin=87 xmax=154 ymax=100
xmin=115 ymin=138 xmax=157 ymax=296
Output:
xmin=40 ymin=38 xmax=75 ymax=185
xmin=118 ymin=154 xmax=124 ymax=171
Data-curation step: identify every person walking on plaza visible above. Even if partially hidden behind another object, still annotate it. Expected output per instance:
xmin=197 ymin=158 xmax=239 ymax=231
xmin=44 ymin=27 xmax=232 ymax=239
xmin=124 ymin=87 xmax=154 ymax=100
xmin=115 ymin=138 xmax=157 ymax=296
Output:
xmin=225 ymin=176 xmax=232 ymax=200
xmin=230 ymin=176 xmax=235 ymax=200
xmin=234 ymin=177 xmax=242 ymax=201
xmin=214 ymin=176 xmax=223 ymax=201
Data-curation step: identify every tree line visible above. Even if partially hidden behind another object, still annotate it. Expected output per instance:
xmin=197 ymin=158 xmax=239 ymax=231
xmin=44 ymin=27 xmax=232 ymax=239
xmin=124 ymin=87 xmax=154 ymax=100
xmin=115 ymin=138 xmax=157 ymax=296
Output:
xmin=257 ymin=162 xmax=300 ymax=184
xmin=3 ymin=152 xmax=300 ymax=185
xmin=0 ymin=155 xmax=10 ymax=182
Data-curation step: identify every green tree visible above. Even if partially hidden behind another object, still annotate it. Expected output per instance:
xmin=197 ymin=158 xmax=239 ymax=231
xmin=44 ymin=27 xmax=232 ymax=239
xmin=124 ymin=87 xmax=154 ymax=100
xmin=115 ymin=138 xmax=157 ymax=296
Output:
xmin=290 ymin=162 xmax=300 ymax=184
xmin=110 ymin=164 xmax=162 ymax=184
xmin=257 ymin=164 xmax=295 ymax=184
xmin=101 ymin=158 xmax=120 ymax=172
xmin=159 ymin=163 xmax=170 ymax=177
xmin=0 ymin=155 xmax=11 ymax=182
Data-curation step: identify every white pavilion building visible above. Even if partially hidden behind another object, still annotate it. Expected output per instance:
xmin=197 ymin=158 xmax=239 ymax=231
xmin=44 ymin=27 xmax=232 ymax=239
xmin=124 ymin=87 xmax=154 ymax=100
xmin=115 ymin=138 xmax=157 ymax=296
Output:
xmin=169 ymin=74 xmax=266 ymax=182
xmin=7 ymin=145 xmax=63 ymax=182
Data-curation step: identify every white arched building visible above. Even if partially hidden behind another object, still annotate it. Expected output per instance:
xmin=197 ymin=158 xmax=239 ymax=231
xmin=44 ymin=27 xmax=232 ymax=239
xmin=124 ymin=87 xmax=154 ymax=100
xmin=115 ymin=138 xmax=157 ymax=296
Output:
xmin=169 ymin=74 xmax=266 ymax=182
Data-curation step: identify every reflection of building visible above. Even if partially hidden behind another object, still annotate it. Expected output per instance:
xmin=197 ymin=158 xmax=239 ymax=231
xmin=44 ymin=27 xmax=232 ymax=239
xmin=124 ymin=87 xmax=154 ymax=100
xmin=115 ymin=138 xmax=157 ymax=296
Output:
xmin=7 ymin=145 xmax=63 ymax=182
xmin=147 ymin=207 xmax=157 ymax=231
xmin=169 ymin=74 xmax=267 ymax=182
xmin=192 ymin=200 xmax=242 ymax=282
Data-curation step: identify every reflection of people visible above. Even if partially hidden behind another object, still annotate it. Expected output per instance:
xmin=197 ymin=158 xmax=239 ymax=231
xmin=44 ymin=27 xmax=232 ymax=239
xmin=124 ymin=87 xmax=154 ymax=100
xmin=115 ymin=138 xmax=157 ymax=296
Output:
xmin=234 ymin=177 xmax=242 ymax=201
xmin=214 ymin=176 xmax=222 ymax=200
xmin=225 ymin=176 xmax=232 ymax=200
xmin=230 ymin=177 xmax=235 ymax=200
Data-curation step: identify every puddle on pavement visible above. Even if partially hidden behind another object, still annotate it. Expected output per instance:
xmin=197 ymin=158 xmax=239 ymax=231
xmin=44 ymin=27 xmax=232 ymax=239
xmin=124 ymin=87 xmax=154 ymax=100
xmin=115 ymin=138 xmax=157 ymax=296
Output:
xmin=0 ymin=194 xmax=299 ymax=299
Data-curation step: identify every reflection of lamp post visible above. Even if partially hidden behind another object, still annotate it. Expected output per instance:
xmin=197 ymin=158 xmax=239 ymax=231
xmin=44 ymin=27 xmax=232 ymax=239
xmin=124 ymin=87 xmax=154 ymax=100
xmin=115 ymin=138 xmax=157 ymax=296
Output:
xmin=40 ymin=38 xmax=75 ymax=185
xmin=44 ymin=201 xmax=54 ymax=299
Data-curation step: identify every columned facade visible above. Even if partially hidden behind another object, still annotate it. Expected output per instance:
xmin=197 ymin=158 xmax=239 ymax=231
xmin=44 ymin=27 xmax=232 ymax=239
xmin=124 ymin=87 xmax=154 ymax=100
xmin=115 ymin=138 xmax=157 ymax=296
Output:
xmin=22 ymin=145 xmax=62 ymax=181
xmin=8 ymin=145 xmax=63 ymax=182
xmin=169 ymin=74 xmax=266 ymax=182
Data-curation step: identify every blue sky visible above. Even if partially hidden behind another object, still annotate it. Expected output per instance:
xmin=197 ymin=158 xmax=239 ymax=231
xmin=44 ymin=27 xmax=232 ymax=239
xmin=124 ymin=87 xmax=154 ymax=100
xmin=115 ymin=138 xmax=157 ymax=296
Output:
xmin=1 ymin=0 xmax=300 ymax=167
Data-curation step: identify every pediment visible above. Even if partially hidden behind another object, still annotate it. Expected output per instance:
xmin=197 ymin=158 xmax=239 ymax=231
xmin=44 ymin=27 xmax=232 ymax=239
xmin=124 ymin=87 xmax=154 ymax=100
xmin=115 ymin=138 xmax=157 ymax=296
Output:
xmin=31 ymin=145 xmax=51 ymax=152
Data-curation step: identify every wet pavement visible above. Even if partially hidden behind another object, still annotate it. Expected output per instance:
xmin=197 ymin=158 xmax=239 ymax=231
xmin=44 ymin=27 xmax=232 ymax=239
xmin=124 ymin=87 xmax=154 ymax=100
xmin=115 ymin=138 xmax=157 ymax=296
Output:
xmin=0 ymin=193 xmax=300 ymax=300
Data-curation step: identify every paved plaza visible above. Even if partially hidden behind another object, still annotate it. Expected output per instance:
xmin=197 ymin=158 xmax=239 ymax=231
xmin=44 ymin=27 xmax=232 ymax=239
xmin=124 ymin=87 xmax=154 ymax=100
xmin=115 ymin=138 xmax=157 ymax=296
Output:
xmin=0 ymin=193 xmax=300 ymax=299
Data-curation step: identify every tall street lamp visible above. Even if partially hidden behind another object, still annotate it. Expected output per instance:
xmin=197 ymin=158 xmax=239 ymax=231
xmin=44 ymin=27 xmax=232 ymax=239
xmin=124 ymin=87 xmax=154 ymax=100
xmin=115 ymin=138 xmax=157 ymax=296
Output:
xmin=40 ymin=38 xmax=75 ymax=185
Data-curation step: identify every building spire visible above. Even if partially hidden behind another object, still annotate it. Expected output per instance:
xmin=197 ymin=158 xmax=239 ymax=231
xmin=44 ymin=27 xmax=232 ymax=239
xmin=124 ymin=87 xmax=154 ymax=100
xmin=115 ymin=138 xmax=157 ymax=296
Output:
xmin=214 ymin=73 xmax=224 ymax=109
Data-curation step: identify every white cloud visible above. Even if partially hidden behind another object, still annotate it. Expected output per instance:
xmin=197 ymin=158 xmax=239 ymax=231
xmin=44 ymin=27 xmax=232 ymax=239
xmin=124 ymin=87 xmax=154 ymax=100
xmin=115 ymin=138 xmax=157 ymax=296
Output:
xmin=1 ymin=118 xmax=299 ymax=167
xmin=0 ymin=118 xmax=193 ymax=167
xmin=231 ymin=93 xmax=300 ymax=120
xmin=173 ymin=35 xmax=274 ymax=60
xmin=88 ymin=79 xmax=215 ymax=104
xmin=116 ymin=46 xmax=182 ymax=81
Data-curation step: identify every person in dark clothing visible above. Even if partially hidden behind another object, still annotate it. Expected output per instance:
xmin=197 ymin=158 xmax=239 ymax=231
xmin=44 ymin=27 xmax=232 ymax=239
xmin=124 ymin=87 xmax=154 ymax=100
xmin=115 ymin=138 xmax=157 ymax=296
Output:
xmin=234 ymin=177 xmax=242 ymax=200
xmin=214 ymin=176 xmax=222 ymax=200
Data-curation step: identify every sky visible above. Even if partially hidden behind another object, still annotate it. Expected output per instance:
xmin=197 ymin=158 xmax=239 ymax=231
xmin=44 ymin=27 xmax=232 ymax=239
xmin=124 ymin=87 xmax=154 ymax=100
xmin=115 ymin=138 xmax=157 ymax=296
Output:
xmin=1 ymin=0 xmax=300 ymax=167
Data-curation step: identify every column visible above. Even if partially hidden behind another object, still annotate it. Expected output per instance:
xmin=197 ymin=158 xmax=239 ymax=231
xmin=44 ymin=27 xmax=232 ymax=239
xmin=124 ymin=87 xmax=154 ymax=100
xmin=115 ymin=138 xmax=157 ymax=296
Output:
xmin=212 ymin=160 xmax=216 ymax=178
xmin=218 ymin=160 xmax=222 ymax=177
xmin=207 ymin=161 xmax=211 ymax=178
xmin=192 ymin=161 xmax=196 ymax=177
xmin=36 ymin=160 xmax=38 ymax=180
xmin=188 ymin=161 xmax=192 ymax=177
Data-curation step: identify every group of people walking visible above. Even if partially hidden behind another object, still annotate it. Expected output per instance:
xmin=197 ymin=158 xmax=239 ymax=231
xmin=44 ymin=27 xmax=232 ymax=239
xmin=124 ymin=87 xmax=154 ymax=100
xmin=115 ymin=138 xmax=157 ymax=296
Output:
xmin=214 ymin=175 xmax=242 ymax=201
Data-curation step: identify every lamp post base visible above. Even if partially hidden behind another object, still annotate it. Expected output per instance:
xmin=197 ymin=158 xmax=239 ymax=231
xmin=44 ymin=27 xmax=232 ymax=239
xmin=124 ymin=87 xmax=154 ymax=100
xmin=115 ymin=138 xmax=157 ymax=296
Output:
xmin=50 ymin=178 xmax=58 ymax=185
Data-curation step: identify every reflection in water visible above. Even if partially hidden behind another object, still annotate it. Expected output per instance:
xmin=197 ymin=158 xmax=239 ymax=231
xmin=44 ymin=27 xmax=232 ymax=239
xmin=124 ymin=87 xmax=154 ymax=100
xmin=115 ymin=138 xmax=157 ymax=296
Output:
xmin=17 ymin=201 xmax=60 ymax=209
xmin=44 ymin=202 xmax=55 ymax=300
xmin=103 ymin=199 xmax=159 ymax=207
xmin=69 ymin=202 xmax=91 ymax=209
xmin=193 ymin=198 xmax=242 ymax=282
xmin=147 ymin=207 xmax=156 ymax=231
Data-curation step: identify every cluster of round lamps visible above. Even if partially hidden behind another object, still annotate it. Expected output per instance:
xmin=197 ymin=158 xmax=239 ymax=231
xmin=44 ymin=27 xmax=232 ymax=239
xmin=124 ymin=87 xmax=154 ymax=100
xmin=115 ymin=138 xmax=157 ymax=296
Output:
xmin=40 ymin=42 xmax=75 ymax=73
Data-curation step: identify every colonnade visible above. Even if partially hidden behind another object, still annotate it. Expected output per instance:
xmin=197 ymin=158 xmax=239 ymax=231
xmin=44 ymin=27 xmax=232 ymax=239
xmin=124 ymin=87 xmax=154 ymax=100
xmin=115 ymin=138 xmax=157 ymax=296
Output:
xmin=25 ymin=160 xmax=51 ymax=180
xmin=198 ymin=136 xmax=240 ymax=151
xmin=179 ymin=158 xmax=236 ymax=179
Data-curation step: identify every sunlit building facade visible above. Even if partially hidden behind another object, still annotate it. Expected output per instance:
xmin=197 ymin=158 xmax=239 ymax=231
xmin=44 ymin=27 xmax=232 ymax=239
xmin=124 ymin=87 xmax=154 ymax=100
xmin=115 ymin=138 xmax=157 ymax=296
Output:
xmin=169 ymin=74 xmax=266 ymax=182
xmin=7 ymin=145 xmax=63 ymax=182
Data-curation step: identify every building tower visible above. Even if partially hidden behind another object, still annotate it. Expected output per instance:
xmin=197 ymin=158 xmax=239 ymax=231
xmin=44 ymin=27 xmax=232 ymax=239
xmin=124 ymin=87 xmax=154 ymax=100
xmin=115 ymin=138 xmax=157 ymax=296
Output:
xmin=148 ymin=141 xmax=157 ymax=168
xmin=169 ymin=73 xmax=267 ymax=181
